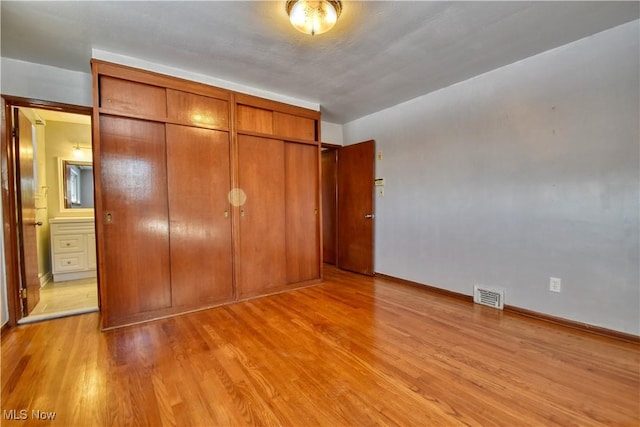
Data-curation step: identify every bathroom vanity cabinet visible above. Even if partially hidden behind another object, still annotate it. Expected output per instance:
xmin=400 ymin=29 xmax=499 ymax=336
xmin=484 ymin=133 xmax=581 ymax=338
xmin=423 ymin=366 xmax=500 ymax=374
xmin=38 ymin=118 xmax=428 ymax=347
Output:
xmin=49 ymin=217 xmax=97 ymax=282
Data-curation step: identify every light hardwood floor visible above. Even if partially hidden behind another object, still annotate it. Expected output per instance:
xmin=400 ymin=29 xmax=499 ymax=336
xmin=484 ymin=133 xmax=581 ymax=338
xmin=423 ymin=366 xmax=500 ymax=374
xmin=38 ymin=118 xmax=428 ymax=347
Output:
xmin=2 ymin=266 xmax=638 ymax=426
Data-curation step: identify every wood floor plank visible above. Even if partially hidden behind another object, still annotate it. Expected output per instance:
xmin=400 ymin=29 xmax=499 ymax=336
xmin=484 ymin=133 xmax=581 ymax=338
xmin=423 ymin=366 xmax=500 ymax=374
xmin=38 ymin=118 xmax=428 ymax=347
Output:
xmin=1 ymin=265 xmax=638 ymax=426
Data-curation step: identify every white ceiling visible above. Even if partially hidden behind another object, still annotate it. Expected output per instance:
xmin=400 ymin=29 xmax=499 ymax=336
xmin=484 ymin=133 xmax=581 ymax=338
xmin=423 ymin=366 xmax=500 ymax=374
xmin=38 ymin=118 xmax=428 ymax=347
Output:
xmin=2 ymin=1 xmax=638 ymax=124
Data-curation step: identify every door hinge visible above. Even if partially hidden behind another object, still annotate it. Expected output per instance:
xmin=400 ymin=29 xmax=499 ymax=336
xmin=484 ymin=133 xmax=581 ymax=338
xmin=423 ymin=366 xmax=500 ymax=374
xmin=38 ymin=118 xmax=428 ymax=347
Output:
xmin=11 ymin=128 xmax=17 ymax=138
xmin=20 ymin=288 xmax=27 ymax=299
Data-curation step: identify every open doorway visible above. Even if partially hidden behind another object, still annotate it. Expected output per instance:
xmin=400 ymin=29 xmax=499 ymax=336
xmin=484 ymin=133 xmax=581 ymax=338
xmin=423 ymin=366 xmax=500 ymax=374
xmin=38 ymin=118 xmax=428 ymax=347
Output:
xmin=3 ymin=97 xmax=98 ymax=325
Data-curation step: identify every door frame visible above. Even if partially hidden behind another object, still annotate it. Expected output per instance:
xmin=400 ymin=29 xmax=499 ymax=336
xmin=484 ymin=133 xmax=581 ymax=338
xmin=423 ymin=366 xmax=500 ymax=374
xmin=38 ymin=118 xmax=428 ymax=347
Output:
xmin=321 ymin=143 xmax=340 ymax=265
xmin=1 ymin=95 xmax=93 ymax=327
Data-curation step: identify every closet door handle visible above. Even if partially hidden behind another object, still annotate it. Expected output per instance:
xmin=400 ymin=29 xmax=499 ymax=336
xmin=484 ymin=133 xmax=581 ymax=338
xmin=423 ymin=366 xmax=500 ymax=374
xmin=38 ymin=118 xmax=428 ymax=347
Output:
xmin=364 ymin=213 xmax=374 ymax=219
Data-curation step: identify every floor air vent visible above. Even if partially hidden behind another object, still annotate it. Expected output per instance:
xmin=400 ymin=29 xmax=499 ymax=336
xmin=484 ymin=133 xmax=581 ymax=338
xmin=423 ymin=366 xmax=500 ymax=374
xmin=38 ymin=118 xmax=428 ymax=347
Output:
xmin=473 ymin=285 xmax=504 ymax=310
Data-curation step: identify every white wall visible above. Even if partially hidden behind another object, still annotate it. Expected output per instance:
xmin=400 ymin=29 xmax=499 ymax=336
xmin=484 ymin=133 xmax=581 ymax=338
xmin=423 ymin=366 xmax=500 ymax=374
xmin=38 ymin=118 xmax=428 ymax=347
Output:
xmin=320 ymin=121 xmax=344 ymax=146
xmin=1 ymin=58 xmax=93 ymax=107
xmin=343 ymin=21 xmax=640 ymax=335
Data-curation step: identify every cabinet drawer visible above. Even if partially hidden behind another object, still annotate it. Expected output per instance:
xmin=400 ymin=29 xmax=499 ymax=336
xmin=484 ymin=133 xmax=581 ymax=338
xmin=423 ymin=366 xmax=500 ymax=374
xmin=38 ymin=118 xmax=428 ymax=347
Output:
xmin=100 ymin=76 xmax=167 ymax=118
xmin=54 ymin=253 xmax=86 ymax=272
xmin=167 ymin=89 xmax=229 ymax=129
xmin=52 ymin=234 xmax=84 ymax=253
xmin=51 ymin=223 xmax=94 ymax=235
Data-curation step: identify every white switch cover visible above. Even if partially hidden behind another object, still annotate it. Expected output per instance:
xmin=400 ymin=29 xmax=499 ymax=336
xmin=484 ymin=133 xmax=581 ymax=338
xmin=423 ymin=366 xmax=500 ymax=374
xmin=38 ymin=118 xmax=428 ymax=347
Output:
xmin=549 ymin=277 xmax=562 ymax=293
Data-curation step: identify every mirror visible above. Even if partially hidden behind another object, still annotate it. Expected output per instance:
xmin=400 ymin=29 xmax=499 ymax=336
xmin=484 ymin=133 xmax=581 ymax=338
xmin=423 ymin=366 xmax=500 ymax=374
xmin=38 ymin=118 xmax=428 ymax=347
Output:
xmin=59 ymin=159 xmax=94 ymax=210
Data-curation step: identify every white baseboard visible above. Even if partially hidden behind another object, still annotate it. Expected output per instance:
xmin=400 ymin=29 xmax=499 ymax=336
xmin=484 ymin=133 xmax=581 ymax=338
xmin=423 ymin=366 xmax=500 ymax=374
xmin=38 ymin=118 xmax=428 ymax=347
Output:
xmin=53 ymin=270 xmax=97 ymax=282
xmin=39 ymin=272 xmax=53 ymax=287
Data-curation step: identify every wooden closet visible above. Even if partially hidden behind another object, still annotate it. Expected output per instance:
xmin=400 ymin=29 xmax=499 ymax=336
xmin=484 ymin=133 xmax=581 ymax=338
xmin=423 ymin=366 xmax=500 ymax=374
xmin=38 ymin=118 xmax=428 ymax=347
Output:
xmin=92 ymin=61 xmax=321 ymax=329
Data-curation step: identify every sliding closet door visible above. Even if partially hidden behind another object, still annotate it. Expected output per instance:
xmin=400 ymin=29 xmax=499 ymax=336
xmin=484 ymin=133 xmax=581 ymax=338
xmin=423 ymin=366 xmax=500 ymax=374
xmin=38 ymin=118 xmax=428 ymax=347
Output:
xmin=285 ymin=142 xmax=320 ymax=283
xmin=237 ymin=134 xmax=286 ymax=298
xmin=100 ymin=116 xmax=171 ymax=321
xmin=166 ymin=124 xmax=233 ymax=307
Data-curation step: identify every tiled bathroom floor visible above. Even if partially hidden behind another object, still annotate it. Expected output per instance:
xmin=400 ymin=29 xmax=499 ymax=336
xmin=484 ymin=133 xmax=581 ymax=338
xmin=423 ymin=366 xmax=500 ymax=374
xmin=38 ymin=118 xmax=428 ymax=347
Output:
xmin=28 ymin=278 xmax=99 ymax=317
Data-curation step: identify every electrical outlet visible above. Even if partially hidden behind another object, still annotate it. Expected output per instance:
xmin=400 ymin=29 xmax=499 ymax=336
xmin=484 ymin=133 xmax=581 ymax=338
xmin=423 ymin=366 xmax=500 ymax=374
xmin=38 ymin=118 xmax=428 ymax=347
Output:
xmin=378 ymin=188 xmax=384 ymax=197
xmin=549 ymin=277 xmax=562 ymax=293
xmin=377 ymin=151 xmax=383 ymax=160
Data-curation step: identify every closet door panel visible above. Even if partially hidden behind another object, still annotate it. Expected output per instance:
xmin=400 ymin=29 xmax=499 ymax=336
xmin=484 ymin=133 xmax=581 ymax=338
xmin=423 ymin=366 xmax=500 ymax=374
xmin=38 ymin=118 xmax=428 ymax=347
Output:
xmin=167 ymin=90 xmax=229 ymax=129
xmin=100 ymin=116 xmax=171 ymax=320
xmin=236 ymin=105 xmax=273 ymax=134
xmin=99 ymin=76 xmax=167 ymax=118
xmin=274 ymin=112 xmax=316 ymax=141
xmin=237 ymin=135 xmax=286 ymax=297
xmin=285 ymin=143 xmax=320 ymax=283
xmin=166 ymin=125 xmax=233 ymax=306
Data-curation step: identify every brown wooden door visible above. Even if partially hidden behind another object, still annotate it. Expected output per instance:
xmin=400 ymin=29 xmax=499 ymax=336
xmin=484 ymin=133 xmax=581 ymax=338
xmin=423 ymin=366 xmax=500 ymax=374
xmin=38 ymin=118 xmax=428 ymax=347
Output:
xmin=337 ymin=140 xmax=375 ymax=275
xmin=99 ymin=116 xmax=171 ymax=322
xmin=321 ymin=149 xmax=337 ymax=264
xmin=166 ymin=124 xmax=233 ymax=307
xmin=285 ymin=142 xmax=320 ymax=283
xmin=237 ymin=134 xmax=286 ymax=298
xmin=15 ymin=109 xmax=40 ymax=314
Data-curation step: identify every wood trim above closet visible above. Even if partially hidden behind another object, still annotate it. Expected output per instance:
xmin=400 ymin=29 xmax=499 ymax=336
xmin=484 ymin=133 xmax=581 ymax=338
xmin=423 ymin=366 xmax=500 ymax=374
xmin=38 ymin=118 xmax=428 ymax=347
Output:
xmin=234 ymin=92 xmax=319 ymax=119
xmin=91 ymin=59 xmax=231 ymax=100
xmin=97 ymin=75 xmax=231 ymax=132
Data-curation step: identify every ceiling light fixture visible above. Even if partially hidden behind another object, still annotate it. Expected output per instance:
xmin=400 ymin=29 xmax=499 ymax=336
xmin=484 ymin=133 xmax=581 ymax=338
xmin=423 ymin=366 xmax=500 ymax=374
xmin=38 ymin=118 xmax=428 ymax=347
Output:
xmin=72 ymin=143 xmax=91 ymax=158
xmin=286 ymin=0 xmax=342 ymax=36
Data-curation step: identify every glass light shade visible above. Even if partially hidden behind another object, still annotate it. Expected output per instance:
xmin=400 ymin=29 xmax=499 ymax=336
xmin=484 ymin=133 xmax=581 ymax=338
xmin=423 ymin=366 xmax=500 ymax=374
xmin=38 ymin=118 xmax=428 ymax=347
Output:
xmin=287 ymin=0 xmax=341 ymax=36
